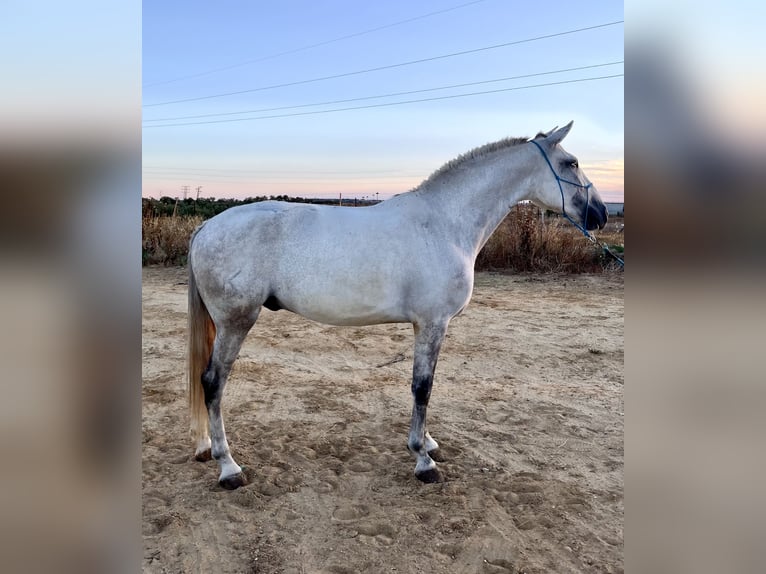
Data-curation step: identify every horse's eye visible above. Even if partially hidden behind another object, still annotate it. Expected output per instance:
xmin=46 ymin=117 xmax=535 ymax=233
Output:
xmin=570 ymin=160 xmax=579 ymax=169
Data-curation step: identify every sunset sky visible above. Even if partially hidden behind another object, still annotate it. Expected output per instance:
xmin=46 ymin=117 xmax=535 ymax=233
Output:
xmin=143 ymin=1 xmax=623 ymax=203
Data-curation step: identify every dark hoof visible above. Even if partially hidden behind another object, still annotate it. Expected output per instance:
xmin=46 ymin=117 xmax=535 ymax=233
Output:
xmin=415 ymin=467 xmax=444 ymax=484
xmin=194 ymin=448 xmax=212 ymax=462
xmin=219 ymin=472 xmax=247 ymax=490
xmin=428 ymin=448 xmax=446 ymax=463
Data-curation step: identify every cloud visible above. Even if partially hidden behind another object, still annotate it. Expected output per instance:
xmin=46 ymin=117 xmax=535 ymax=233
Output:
xmin=582 ymin=159 xmax=624 ymax=201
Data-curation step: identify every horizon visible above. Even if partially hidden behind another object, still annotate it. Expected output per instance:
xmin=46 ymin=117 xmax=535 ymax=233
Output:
xmin=141 ymin=191 xmax=626 ymax=206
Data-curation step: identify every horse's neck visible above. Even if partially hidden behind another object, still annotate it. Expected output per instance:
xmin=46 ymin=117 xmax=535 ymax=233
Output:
xmin=416 ymin=146 xmax=536 ymax=259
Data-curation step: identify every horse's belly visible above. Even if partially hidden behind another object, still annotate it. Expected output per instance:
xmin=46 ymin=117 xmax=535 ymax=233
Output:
xmin=270 ymin=241 xmax=413 ymax=325
xmin=281 ymin=292 xmax=409 ymax=326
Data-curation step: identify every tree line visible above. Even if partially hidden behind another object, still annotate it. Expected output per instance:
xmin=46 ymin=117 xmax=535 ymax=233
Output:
xmin=142 ymin=195 xmax=379 ymax=219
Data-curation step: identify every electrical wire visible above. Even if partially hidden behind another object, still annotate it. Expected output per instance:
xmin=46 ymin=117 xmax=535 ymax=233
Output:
xmin=144 ymin=20 xmax=624 ymax=108
xmin=143 ymin=0 xmax=491 ymax=88
xmin=144 ymin=60 xmax=623 ymax=123
xmin=143 ymin=73 xmax=624 ymax=128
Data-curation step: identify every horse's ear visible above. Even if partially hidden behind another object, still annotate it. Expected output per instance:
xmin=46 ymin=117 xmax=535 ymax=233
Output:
xmin=534 ymin=126 xmax=558 ymax=139
xmin=545 ymin=121 xmax=574 ymax=145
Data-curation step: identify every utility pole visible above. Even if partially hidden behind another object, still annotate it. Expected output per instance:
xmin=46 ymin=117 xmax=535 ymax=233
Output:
xmin=182 ymin=185 xmax=190 ymax=200
xmin=194 ymin=186 xmax=203 ymax=215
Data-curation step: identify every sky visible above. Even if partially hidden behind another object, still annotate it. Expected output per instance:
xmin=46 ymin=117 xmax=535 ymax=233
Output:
xmin=143 ymin=1 xmax=624 ymax=203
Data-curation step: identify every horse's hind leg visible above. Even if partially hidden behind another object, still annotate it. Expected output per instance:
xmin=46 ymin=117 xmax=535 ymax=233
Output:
xmin=424 ymin=431 xmax=442 ymax=460
xmin=203 ymin=318 xmax=256 ymax=489
xmin=193 ymin=309 xmax=217 ymax=462
xmin=194 ymin=436 xmax=212 ymax=461
xmin=408 ymin=320 xmax=449 ymax=483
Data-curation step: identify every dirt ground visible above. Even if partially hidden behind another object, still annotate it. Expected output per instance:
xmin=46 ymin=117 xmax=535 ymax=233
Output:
xmin=142 ymin=267 xmax=623 ymax=574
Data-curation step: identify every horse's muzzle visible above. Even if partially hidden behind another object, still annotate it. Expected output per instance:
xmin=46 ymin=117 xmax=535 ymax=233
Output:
xmin=585 ymin=200 xmax=608 ymax=231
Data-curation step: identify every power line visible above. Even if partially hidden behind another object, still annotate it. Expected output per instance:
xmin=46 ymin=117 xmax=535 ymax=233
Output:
xmin=144 ymin=61 xmax=623 ymax=123
xmin=143 ymin=0 xmax=491 ymax=88
xmin=144 ymin=74 xmax=624 ymax=128
xmin=144 ymin=20 xmax=624 ymax=108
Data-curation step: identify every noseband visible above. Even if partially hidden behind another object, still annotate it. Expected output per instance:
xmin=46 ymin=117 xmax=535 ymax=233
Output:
xmin=529 ymin=139 xmax=592 ymax=238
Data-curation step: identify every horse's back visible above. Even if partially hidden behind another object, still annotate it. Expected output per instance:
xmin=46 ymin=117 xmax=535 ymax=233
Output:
xmin=193 ymin=200 xmax=385 ymax=261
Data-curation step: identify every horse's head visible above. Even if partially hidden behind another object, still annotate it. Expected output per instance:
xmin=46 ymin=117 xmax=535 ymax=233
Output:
xmin=528 ymin=121 xmax=607 ymax=231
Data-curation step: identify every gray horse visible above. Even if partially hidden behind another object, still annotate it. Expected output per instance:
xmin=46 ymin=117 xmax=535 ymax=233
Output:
xmin=187 ymin=122 xmax=607 ymax=489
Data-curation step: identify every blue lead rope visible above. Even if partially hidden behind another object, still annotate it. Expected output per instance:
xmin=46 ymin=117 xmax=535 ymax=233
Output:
xmin=529 ymin=140 xmax=624 ymax=268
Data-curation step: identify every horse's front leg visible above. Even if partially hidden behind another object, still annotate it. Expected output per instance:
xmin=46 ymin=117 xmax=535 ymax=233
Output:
xmin=408 ymin=320 xmax=449 ymax=483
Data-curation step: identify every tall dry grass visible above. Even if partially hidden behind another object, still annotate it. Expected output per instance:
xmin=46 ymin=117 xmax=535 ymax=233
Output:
xmin=141 ymin=206 xmax=624 ymax=272
xmin=475 ymin=204 xmax=624 ymax=272
xmin=142 ymin=215 xmax=202 ymax=266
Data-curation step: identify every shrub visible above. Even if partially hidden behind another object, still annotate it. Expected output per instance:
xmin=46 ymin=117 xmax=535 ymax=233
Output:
xmin=142 ymin=215 xmax=202 ymax=266
xmin=475 ymin=204 xmax=623 ymax=273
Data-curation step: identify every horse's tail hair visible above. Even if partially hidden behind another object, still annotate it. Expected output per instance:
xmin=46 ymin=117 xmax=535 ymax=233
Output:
xmin=187 ymin=226 xmax=214 ymax=443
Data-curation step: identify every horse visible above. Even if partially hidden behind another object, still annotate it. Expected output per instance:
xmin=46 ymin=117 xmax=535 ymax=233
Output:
xmin=187 ymin=121 xmax=607 ymax=489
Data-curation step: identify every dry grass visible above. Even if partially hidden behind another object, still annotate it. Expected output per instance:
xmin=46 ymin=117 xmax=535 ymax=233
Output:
xmin=141 ymin=207 xmax=624 ymax=272
xmin=475 ymin=204 xmax=624 ymax=272
xmin=142 ymin=215 xmax=202 ymax=266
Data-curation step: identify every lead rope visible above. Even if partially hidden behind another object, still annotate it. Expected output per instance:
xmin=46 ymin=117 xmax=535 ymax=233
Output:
xmin=529 ymin=140 xmax=624 ymax=268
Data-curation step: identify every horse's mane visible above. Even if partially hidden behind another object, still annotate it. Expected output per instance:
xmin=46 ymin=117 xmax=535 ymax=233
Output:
xmin=413 ymin=136 xmax=530 ymax=192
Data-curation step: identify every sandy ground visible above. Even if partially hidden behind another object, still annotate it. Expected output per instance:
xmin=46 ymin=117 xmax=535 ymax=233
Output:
xmin=142 ymin=267 xmax=623 ymax=574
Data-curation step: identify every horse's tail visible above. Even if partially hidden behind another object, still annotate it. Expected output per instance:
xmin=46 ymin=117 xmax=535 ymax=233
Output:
xmin=187 ymin=225 xmax=214 ymax=442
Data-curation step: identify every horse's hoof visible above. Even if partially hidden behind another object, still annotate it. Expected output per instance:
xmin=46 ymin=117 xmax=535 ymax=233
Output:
xmin=194 ymin=448 xmax=212 ymax=462
xmin=427 ymin=448 xmax=445 ymax=462
xmin=219 ymin=472 xmax=247 ymax=490
xmin=415 ymin=467 xmax=444 ymax=484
